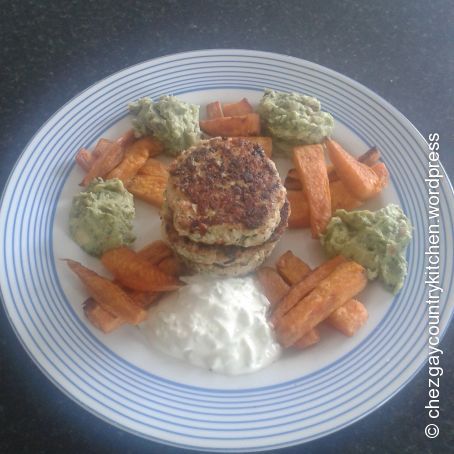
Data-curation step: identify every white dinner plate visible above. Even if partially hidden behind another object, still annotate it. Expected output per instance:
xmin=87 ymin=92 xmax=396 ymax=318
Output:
xmin=1 ymin=50 xmax=453 ymax=452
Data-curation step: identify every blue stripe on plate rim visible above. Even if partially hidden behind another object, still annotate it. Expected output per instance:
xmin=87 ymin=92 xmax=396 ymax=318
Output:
xmin=1 ymin=50 xmax=453 ymax=451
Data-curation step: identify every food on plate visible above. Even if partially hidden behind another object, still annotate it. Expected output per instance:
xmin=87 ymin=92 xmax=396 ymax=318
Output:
xmin=101 ymin=246 xmax=183 ymax=292
xmin=106 ymin=136 xmax=164 ymax=183
xmin=320 ymin=204 xmax=413 ymax=293
xmin=325 ymin=299 xmax=368 ymax=337
xmin=256 ymin=267 xmax=291 ymax=306
xmin=329 ymin=180 xmax=364 ymax=212
xmin=128 ymin=96 xmax=201 ymax=156
xmin=64 ymin=88 xmax=412 ymax=374
xmin=162 ymin=136 xmax=289 ymax=275
xmin=83 ymin=298 xmax=124 ymax=333
xmin=206 ymin=101 xmax=224 ymax=119
xmin=136 ymin=239 xmax=173 ymax=263
xmin=142 ymin=276 xmax=281 ymax=375
xmin=199 ymin=113 xmax=261 ymax=137
xmin=257 ymin=89 xmax=334 ymax=155
xmin=205 ymin=98 xmax=254 ymax=119
xmin=162 ymin=201 xmax=288 ymax=276
xmin=287 ymin=190 xmax=310 ymax=228
xmin=325 ymin=138 xmax=386 ymax=200
xmin=81 ymin=140 xmax=124 ymax=186
xmin=165 ymin=137 xmax=287 ymax=246
xmin=235 ymin=136 xmax=272 ymax=157
xmin=286 ymin=141 xmax=389 ymax=230
xmin=285 ymin=146 xmax=381 ymax=189
xmin=293 ymin=328 xmax=321 ymax=349
xmin=155 ymin=255 xmax=186 ymax=277
xmin=271 ymin=255 xmax=347 ymax=324
xmin=287 ymin=178 xmax=364 ymax=229
xmin=271 ymin=251 xmax=368 ymax=338
xmin=256 ymin=264 xmax=321 ymax=349
xmin=75 ymin=148 xmax=94 ymax=171
xmin=65 ymin=259 xmax=147 ymax=324
xmin=293 ymin=144 xmax=331 ymax=238
xmin=126 ymin=158 xmax=169 ymax=207
xmin=82 ymin=240 xmax=184 ymax=333
xmin=69 ymin=178 xmax=135 ymax=256
xmin=222 ymin=98 xmax=254 ymax=116
xmin=275 ymin=250 xmax=311 ymax=285
xmin=274 ymin=261 xmax=367 ymax=347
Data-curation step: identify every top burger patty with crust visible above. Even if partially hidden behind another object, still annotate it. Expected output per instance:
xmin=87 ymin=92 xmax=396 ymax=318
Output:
xmin=165 ymin=137 xmax=287 ymax=247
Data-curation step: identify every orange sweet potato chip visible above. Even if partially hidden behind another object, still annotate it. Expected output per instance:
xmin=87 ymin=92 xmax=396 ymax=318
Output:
xmin=325 ymin=139 xmax=380 ymax=200
xmin=137 ymin=240 xmax=173 ymax=264
xmin=293 ymin=145 xmax=331 ymax=238
xmin=66 ymin=259 xmax=147 ymax=324
xmin=222 ymin=98 xmax=254 ymax=116
xmin=101 ymin=246 xmax=183 ymax=292
xmin=126 ymin=158 xmax=169 ymax=207
xmin=200 ymin=113 xmax=261 ymax=137
xmin=106 ymin=137 xmax=160 ymax=183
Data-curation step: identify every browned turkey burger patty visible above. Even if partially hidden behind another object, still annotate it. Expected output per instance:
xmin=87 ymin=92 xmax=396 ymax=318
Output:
xmin=165 ymin=137 xmax=287 ymax=247
xmin=162 ymin=200 xmax=289 ymax=268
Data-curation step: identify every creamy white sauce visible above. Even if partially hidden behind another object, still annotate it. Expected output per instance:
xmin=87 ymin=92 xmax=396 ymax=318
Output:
xmin=142 ymin=276 xmax=281 ymax=375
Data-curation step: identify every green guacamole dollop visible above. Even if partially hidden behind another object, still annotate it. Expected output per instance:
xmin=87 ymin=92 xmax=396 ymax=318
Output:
xmin=69 ymin=178 xmax=135 ymax=257
xmin=320 ymin=204 xmax=413 ymax=293
xmin=128 ymin=96 xmax=201 ymax=156
xmin=257 ymin=89 xmax=334 ymax=155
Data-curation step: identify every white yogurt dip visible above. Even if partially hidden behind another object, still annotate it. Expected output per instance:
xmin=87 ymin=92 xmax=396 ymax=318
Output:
xmin=142 ymin=276 xmax=281 ymax=375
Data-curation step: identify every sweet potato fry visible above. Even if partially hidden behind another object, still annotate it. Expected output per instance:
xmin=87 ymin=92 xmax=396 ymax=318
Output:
xmin=157 ymin=256 xmax=186 ymax=277
xmin=359 ymin=146 xmax=381 ymax=166
xmin=222 ymin=98 xmax=254 ymax=116
xmin=66 ymin=259 xmax=147 ymax=324
xmin=75 ymin=148 xmax=94 ymax=171
xmin=325 ymin=139 xmax=381 ymax=200
xmin=101 ymin=246 xmax=183 ymax=292
xmin=127 ymin=289 xmax=161 ymax=308
xmin=293 ymin=145 xmax=331 ymax=238
xmin=284 ymin=175 xmax=302 ymax=190
xmin=83 ymin=298 xmax=123 ymax=333
xmin=330 ymin=180 xmax=363 ymax=212
xmin=200 ymin=113 xmax=261 ymax=137
xmin=235 ymin=136 xmax=272 ymax=157
xmin=370 ymin=162 xmax=389 ymax=192
xmin=276 ymin=253 xmax=368 ymax=337
xmin=325 ymin=298 xmax=368 ymax=336
xmin=287 ymin=146 xmax=381 ymax=189
xmin=293 ymin=328 xmax=321 ymax=349
xmin=116 ymin=129 xmax=136 ymax=147
xmin=81 ymin=141 xmax=124 ymax=186
xmin=126 ymin=158 xmax=169 ymax=207
xmin=287 ymin=190 xmax=310 ymax=229
xmin=206 ymin=101 xmax=224 ymax=119
xmin=276 ymin=251 xmax=311 ymax=285
xmin=137 ymin=157 xmax=169 ymax=176
xmin=275 ymin=261 xmax=367 ymax=347
xmin=127 ymin=174 xmax=167 ymax=207
xmin=106 ymin=139 xmax=151 ymax=183
xmin=83 ymin=288 xmax=160 ymax=333
xmin=256 ymin=267 xmax=290 ymax=306
xmin=75 ymin=138 xmax=112 ymax=172
xmin=271 ymin=255 xmax=347 ymax=324
xmin=287 ymin=177 xmax=364 ymax=229
xmin=137 ymin=240 xmax=173 ymax=264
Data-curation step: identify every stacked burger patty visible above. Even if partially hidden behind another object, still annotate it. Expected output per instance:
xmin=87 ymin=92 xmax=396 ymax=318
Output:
xmin=162 ymin=137 xmax=289 ymax=276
